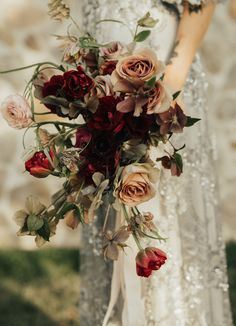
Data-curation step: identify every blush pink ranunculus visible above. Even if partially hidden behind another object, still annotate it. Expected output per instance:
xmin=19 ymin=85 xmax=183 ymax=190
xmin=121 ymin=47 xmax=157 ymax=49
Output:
xmin=1 ymin=94 xmax=33 ymax=129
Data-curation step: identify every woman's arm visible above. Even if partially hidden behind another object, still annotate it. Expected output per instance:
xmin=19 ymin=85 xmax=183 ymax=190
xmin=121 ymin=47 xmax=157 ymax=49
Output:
xmin=164 ymin=3 xmax=216 ymax=94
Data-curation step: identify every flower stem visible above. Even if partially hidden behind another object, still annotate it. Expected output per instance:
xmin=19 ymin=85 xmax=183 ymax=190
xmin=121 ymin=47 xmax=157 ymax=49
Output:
xmin=122 ymin=204 xmax=143 ymax=250
xmin=103 ymin=204 xmax=111 ymax=232
xmin=31 ymin=121 xmax=80 ymax=128
xmin=0 ymin=61 xmax=60 ymax=74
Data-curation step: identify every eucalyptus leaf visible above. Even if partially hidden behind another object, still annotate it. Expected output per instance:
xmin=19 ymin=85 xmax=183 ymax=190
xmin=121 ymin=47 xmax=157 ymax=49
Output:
xmin=173 ymin=153 xmax=183 ymax=170
xmin=145 ymin=76 xmax=156 ymax=88
xmin=37 ymin=219 xmax=50 ymax=242
xmin=185 ymin=116 xmax=201 ymax=127
xmin=56 ymin=202 xmax=77 ymax=219
xmin=172 ymin=90 xmax=181 ymax=100
xmin=27 ymin=214 xmax=44 ymax=232
xmin=134 ymin=30 xmax=151 ymax=42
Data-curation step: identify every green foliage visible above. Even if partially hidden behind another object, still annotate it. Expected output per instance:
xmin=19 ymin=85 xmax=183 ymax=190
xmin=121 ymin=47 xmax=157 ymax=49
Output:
xmin=0 ymin=249 xmax=80 ymax=326
xmin=134 ymin=30 xmax=151 ymax=42
xmin=172 ymin=90 xmax=181 ymax=100
xmin=37 ymin=219 xmax=51 ymax=241
xmin=27 ymin=215 xmax=44 ymax=232
xmin=145 ymin=77 xmax=156 ymax=88
xmin=185 ymin=116 xmax=201 ymax=127
xmin=226 ymin=242 xmax=236 ymax=325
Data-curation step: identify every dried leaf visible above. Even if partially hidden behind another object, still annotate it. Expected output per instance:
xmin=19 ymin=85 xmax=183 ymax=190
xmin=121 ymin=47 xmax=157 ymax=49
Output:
xmin=48 ymin=0 xmax=70 ymax=21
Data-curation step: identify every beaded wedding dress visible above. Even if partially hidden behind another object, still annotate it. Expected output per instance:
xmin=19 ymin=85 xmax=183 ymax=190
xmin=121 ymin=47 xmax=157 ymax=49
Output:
xmin=79 ymin=1 xmax=233 ymax=325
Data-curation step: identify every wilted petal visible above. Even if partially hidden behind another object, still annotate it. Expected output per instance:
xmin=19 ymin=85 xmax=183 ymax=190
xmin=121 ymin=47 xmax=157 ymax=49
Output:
xmin=92 ymin=172 xmax=105 ymax=187
xmin=14 ymin=210 xmax=27 ymax=227
xmin=116 ymin=97 xmax=135 ymax=113
xmin=104 ymin=243 xmax=119 ymax=260
xmin=35 ymin=235 xmax=46 ymax=248
xmin=113 ymin=228 xmax=130 ymax=242
xmin=25 ymin=196 xmax=45 ymax=215
xmin=113 ymin=79 xmax=136 ymax=93
xmin=87 ymin=179 xmax=109 ymax=222
xmin=133 ymin=96 xmax=148 ymax=117
xmin=64 ymin=210 xmax=80 ymax=229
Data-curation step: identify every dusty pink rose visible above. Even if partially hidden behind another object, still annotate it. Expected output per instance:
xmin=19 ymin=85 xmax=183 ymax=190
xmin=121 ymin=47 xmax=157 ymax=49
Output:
xmin=115 ymin=163 xmax=160 ymax=206
xmin=112 ymin=49 xmax=165 ymax=88
xmin=100 ymin=42 xmax=125 ymax=59
xmin=146 ymin=81 xmax=172 ymax=114
xmin=1 ymin=94 xmax=33 ymax=129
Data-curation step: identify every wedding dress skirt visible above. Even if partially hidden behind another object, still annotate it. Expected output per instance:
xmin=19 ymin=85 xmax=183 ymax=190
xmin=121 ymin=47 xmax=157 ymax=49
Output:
xmin=80 ymin=1 xmax=233 ymax=325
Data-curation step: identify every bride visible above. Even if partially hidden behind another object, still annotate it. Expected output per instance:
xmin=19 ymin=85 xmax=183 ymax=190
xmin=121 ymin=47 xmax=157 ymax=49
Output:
xmin=79 ymin=1 xmax=233 ymax=325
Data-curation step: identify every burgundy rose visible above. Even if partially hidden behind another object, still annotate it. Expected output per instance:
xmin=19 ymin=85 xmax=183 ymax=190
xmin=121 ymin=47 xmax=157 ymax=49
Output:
xmin=99 ymin=60 xmax=118 ymax=75
xmin=42 ymin=75 xmax=64 ymax=112
xmin=63 ymin=66 xmax=94 ymax=101
xmin=136 ymin=247 xmax=167 ymax=277
xmin=42 ymin=66 xmax=93 ymax=114
xmin=88 ymin=96 xmax=125 ymax=134
xmin=156 ymin=103 xmax=187 ymax=135
xmin=25 ymin=150 xmax=54 ymax=178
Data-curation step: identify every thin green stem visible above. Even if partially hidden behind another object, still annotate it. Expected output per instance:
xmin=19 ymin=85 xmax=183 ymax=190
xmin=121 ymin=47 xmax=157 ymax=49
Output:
xmin=122 ymin=204 xmax=143 ymax=251
xmin=0 ymin=61 xmax=60 ymax=74
xmin=31 ymin=121 xmax=80 ymax=128
xmin=103 ymin=204 xmax=111 ymax=232
xmin=70 ymin=15 xmax=83 ymax=33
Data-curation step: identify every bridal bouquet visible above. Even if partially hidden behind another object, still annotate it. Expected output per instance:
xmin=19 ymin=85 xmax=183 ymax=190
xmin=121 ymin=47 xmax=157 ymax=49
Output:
xmin=0 ymin=3 xmax=199 ymax=278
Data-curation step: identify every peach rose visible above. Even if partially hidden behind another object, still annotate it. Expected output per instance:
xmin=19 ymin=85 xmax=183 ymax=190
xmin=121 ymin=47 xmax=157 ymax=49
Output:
xmin=1 ymin=94 xmax=33 ymax=129
xmin=146 ymin=81 xmax=172 ymax=114
xmin=115 ymin=163 xmax=160 ymax=206
xmin=112 ymin=48 xmax=165 ymax=88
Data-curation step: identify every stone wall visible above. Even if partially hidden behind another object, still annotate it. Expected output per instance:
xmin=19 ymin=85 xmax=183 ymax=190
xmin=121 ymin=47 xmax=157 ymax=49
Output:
xmin=0 ymin=0 xmax=235 ymax=248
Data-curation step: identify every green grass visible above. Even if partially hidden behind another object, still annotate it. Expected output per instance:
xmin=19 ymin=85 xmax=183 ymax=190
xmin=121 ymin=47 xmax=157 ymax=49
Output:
xmin=0 ymin=244 xmax=235 ymax=326
xmin=0 ymin=249 xmax=80 ymax=326
xmin=226 ymin=242 xmax=236 ymax=325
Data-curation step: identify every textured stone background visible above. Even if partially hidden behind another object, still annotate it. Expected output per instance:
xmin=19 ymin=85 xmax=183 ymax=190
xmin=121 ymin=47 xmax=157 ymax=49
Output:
xmin=0 ymin=0 xmax=235 ymax=248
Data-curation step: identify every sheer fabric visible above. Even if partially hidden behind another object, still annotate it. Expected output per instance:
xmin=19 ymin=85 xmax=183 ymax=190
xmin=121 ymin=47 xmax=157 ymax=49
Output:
xmin=80 ymin=1 xmax=233 ymax=325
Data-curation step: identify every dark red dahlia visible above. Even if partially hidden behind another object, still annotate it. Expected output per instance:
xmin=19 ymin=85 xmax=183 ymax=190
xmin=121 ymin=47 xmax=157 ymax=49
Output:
xmin=88 ymin=96 xmax=125 ymax=134
xmin=124 ymin=113 xmax=154 ymax=139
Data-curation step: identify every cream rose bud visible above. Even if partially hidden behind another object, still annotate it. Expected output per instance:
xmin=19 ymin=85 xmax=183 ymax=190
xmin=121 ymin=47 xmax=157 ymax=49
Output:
xmin=146 ymin=81 xmax=172 ymax=114
xmin=112 ymin=48 xmax=165 ymax=87
xmin=115 ymin=163 xmax=160 ymax=206
xmin=1 ymin=94 xmax=33 ymax=129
